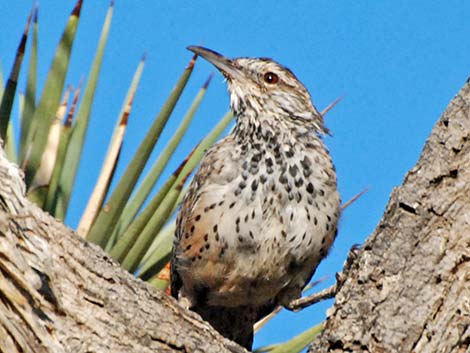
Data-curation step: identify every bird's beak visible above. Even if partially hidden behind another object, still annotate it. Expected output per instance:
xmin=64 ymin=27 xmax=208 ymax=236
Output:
xmin=187 ymin=46 xmax=242 ymax=80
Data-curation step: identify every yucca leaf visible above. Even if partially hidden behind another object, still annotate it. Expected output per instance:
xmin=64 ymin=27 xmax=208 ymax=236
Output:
xmin=253 ymin=323 xmax=323 ymax=353
xmin=5 ymin=121 xmax=17 ymax=162
xmin=44 ymin=82 xmax=82 ymax=214
xmin=138 ymin=221 xmax=175 ymax=281
xmin=31 ymin=86 xmax=72 ymax=188
xmin=52 ymin=2 xmax=114 ymax=220
xmin=28 ymin=87 xmax=72 ymax=208
xmin=120 ymin=171 xmax=186 ymax=272
xmin=148 ymin=277 xmax=171 ymax=291
xmin=140 ymin=220 xmax=175 ymax=266
xmin=24 ymin=0 xmax=83 ymax=186
xmin=147 ymin=261 xmax=171 ymax=291
xmin=114 ymin=74 xmax=213 ymax=239
xmin=0 ymin=66 xmax=4 ymax=98
xmin=108 ymin=159 xmax=186 ymax=261
xmin=0 ymin=65 xmax=3 ymax=100
xmin=0 ymin=5 xmax=34 ymax=142
xmin=27 ymin=185 xmax=49 ymax=208
xmin=18 ymin=92 xmax=24 ymax=118
xmin=4 ymin=74 xmax=17 ymax=162
xmin=119 ymin=111 xmax=233 ymax=272
xmin=19 ymin=7 xmax=39 ymax=163
xmin=77 ymin=54 xmax=145 ymax=237
xmin=87 ymin=55 xmax=197 ymax=247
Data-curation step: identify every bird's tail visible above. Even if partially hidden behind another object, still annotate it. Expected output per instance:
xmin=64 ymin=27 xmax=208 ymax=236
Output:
xmin=193 ymin=304 xmax=269 ymax=350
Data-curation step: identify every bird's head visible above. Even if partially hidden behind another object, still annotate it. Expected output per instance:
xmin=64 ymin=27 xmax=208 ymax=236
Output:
xmin=188 ymin=46 xmax=327 ymax=135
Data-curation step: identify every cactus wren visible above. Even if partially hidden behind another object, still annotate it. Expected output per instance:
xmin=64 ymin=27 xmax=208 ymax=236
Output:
xmin=171 ymin=46 xmax=340 ymax=350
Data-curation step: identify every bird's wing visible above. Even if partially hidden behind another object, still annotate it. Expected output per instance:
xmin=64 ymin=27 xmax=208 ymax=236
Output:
xmin=170 ymin=136 xmax=240 ymax=300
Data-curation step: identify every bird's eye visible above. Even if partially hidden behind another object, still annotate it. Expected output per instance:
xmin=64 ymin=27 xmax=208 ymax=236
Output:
xmin=263 ymin=72 xmax=279 ymax=84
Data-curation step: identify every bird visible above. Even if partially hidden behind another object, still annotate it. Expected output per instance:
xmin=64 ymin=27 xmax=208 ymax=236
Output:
xmin=171 ymin=46 xmax=341 ymax=350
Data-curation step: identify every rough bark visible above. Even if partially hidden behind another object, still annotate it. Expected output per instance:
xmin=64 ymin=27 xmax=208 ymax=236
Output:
xmin=309 ymin=82 xmax=470 ymax=352
xmin=0 ymin=148 xmax=245 ymax=352
xmin=1 ymin=82 xmax=469 ymax=353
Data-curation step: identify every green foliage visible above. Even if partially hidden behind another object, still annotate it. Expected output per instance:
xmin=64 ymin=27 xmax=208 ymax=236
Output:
xmin=52 ymin=2 xmax=114 ymax=219
xmin=254 ymin=323 xmax=323 ymax=353
xmin=0 ymin=0 xmax=231 ymax=283
xmin=0 ymin=7 xmax=34 ymax=146
xmin=24 ymin=1 xmax=82 ymax=187
xmin=86 ymin=57 xmax=196 ymax=247
xmin=112 ymin=75 xmax=213 ymax=245
xmin=19 ymin=7 xmax=38 ymax=162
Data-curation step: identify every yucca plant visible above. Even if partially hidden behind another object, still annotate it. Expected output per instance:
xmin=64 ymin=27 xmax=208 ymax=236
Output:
xmin=0 ymin=0 xmax=233 ymax=288
xmin=0 ymin=1 xmax=347 ymax=351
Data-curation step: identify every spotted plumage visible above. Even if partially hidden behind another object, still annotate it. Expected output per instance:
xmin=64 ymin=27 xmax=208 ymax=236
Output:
xmin=171 ymin=46 xmax=341 ymax=350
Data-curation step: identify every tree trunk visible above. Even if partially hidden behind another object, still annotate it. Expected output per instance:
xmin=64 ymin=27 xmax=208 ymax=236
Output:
xmin=309 ymin=82 xmax=470 ymax=353
xmin=1 ymin=82 xmax=469 ymax=353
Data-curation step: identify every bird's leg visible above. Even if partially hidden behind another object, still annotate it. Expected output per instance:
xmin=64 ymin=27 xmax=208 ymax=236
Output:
xmin=285 ymin=244 xmax=361 ymax=311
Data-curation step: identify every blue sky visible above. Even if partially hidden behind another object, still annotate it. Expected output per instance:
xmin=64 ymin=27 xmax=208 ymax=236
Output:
xmin=2 ymin=1 xmax=470 ymax=350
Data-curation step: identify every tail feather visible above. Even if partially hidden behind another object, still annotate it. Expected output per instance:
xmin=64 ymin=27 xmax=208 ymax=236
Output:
xmin=193 ymin=305 xmax=259 ymax=350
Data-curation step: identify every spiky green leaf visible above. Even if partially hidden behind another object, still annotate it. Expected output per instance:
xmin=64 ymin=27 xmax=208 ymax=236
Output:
xmin=5 ymin=121 xmax=17 ymax=162
xmin=19 ymin=7 xmax=39 ymax=163
xmin=24 ymin=0 xmax=83 ymax=186
xmin=0 ymin=6 xmax=34 ymax=142
xmin=28 ymin=87 xmax=71 ymax=208
xmin=52 ymin=2 xmax=114 ymax=220
xmin=87 ymin=56 xmax=197 ymax=247
xmin=44 ymin=82 xmax=81 ymax=214
xmin=114 ymin=74 xmax=212 ymax=238
xmin=77 ymin=54 xmax=145 ymax=237
xmin=254 ymin=323 xmax=323 ymax=353
xmin=108 ymin=164 xmax=180 ymax=261
xmin=138 ymin=222 xmax=175 ymax=281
